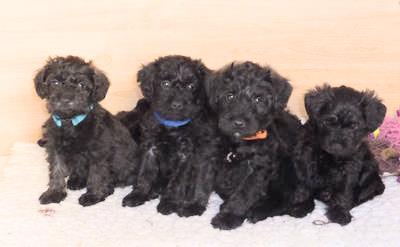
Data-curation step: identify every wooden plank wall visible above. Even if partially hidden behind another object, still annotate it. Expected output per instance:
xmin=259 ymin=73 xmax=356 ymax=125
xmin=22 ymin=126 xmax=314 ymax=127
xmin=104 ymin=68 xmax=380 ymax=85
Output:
xmin=0 ymin=0 xmax=399 ymax=154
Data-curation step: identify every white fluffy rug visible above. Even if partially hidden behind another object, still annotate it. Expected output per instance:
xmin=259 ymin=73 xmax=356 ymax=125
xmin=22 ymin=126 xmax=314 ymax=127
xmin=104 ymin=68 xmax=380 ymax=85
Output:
xmin=0 ymin=143 xmax=399 ymax=247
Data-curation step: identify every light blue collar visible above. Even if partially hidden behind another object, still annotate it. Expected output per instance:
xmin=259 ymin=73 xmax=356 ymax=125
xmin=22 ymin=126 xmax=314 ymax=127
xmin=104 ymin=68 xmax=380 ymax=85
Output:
xmin=52 ymin=105 xmax=94 ymax=128
xmin=153 ymin=112 xmax=191 ymax=128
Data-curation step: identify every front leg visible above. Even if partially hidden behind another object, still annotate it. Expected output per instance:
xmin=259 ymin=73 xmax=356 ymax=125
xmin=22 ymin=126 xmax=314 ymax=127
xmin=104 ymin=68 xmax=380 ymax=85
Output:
xmin=288 ymin=182 xmax=315 ymax=218
xmin=67 ymin=166 xmax=88 ymax=190
xmin=326 ymin=164 xmax=360 ymax=225
xmin=79 ymin=163 xmax=114 ymax=207
xmin=122 ymin=145 xmax=159 ymax=207
xmin=157 ymin=138 xmax=194 ymax=215
xmin=327 ymin=191 xmax=354 ymax=225
xmin=39 ymin=153 xmax=68 ymax=204
xmin=211 ymin=166 xmax=268 ymax=230
xmin=356 ymin=158 xmax=385 ymax=205
xmin=291 ymin=144 xmax=317 ymax=214
xmin=157 ymin=171 xmax=184 ymax=215
xmin=157 ymin=137 xmax=217 ymax=217
xmin=179 ymin=155 xmax=217 ymax=217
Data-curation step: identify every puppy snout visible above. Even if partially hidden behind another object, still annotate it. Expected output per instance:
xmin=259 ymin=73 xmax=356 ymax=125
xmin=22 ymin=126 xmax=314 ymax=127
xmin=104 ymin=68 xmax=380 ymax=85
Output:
xmin=331 ymin=143 xmax=342 ymax=151
xmin=59 ymin=98 xmax=74 ymax=107
xmin=51 ymin=95 xmax=76 ymax=110
xmin=60 ymin=98 xmax=71 ymax=103
xmin=171 ymin=101 xmax=183 ymax=110
xmin=233 ymin=119 xmax=246 ymax=128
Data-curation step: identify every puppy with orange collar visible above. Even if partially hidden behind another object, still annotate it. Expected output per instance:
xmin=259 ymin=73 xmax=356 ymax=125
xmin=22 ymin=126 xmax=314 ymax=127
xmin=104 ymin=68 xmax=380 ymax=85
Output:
xmin=206 ymin=62 xmax=314 ymax=230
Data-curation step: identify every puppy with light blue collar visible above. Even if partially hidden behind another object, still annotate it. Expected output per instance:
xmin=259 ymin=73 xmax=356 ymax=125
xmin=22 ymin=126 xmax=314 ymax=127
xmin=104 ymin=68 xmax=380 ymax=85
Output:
xmin=118 ymin=55 xmax=220 ymax=217
xmin=35 ymin=56 xmax=138 ymax=206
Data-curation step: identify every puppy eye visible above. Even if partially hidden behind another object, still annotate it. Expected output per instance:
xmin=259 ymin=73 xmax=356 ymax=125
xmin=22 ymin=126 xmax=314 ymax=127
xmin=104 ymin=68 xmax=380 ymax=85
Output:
xmin=254 ymin=96 xmax=264 ymax=103
xmin=161 ymin=80 xmax=171 ymax=88
xmin=348 ymin=122 xmax=359 ymax=129
xmin=186 ymin=83 xmax=195 ymax=90
xmin=225 ymin=93 xmax=235 ymax=103
xmin=323 ymin=116 xmax=338 ymax=126
xmin=52 ymin=80 xmax=61 ymax=86
xmin=77 ymin=82 xmax=84 ymax=88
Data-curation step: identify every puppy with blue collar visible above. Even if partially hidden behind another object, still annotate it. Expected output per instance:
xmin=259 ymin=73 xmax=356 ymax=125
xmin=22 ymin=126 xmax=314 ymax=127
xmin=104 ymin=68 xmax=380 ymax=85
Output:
xmin=118 ymin=55 xmax=219 ymax=217
xmin=35 ymin=56 xmax=138 ymax=206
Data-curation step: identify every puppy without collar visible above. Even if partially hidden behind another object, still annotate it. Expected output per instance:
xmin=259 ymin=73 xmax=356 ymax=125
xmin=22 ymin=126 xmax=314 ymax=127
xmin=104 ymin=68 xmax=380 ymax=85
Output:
xmin=294 ymin=84 xmax=386 ymax=225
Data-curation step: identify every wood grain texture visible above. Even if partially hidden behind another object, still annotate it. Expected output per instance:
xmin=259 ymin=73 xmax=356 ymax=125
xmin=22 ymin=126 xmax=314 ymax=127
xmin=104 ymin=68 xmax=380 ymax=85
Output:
xmin=0 ymin=0 xmax=399 ymax=154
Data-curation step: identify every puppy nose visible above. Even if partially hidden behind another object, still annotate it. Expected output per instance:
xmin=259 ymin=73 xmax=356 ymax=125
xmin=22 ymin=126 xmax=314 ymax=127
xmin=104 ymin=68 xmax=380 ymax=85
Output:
xmin=171 ymin=101 xmax=183 ymax=110
xmin=61 ymin=98 xmax=70 ymax=102
xmin=233 ymin=120 xmax=245 ymax=128
xmin=59 ymin=98 xmax=74 ymax=106
xmin=331 ymin=143 xmax=342 ymax=150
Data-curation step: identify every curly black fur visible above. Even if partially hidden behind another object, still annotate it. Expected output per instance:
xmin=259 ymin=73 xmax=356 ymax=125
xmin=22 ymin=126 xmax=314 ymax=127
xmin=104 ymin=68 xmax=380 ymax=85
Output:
xmin=118 ymin=55 xmax=219 ymax=217
xmin=206 ymin=62 xmax=314 ymax=230
xmin=35 ymin=56 xmax=138 ymax=206
xmin=294 ymin=84 xmax=386 ymax=225
xmin=117 ymin=98 xmax=151 ymax=144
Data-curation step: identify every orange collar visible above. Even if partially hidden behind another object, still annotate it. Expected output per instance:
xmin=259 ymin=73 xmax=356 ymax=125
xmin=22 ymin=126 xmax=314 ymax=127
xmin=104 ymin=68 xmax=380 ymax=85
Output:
xmin=242 ymin=130 xmax=268 ymax=141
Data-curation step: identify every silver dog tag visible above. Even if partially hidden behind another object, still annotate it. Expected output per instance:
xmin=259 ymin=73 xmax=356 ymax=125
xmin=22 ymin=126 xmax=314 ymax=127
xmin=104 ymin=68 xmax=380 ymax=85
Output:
xmin=226 ymin=152 xmax=234 ymax=163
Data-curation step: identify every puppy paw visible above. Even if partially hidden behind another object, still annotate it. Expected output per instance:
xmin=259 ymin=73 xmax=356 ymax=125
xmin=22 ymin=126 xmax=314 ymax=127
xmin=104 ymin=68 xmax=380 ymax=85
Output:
xmin=247 ymin=207 xmax=269 ymax=224
xmin=289 ymin=200 xmax=315 ymax=218
xmin=318 ymin=191 xmax=332 ymax=202
xmin=157 ymin=200 xmax=179 ymax=215
xmin=39 ymin=190 xmax=67 ymax=204
xmin=211 ymin=212 xmax=245 ymax=230
xmin=67 ymin=175 xmax=86 ymax=190
xmin=179 ymin=203 xmax=206 ymax=217
xmin=292 ymin=187 xmax=311 ymax=204
xmin=327 ymin=207 xmax=352 ymax=225
xmin=122 ymin=192 xmax=148 ymax=207
xmin=78 ymin=193 xmax=105 ymax=207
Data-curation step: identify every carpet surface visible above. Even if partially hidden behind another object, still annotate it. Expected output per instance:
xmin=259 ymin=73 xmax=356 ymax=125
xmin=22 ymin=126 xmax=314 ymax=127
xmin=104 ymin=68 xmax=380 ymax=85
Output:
xmin=0 ymin=143 xmax=399 ymax=247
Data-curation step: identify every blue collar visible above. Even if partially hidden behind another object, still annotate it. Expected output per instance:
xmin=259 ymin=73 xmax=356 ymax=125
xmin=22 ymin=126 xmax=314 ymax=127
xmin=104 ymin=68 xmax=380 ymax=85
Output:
xmin=52 ymin=105 xmax=94 ymax=128
xmin=153 ymin=112 xmax=191 ymax=127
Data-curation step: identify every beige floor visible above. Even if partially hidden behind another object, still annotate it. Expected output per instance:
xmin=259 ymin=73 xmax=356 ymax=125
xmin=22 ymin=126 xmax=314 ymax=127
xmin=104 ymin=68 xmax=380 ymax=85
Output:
xmin=0 ymin=0 xmax=399 ymax=155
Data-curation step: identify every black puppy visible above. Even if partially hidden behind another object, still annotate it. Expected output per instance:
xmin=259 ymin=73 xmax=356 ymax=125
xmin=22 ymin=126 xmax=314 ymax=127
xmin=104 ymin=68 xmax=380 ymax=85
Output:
xmin=294 ymin=85 xmax=386 ymax=225
xmin=119 ymin=55 xmax=219 ymax=217
xmin=206 ymin=62 xmax=314 ymax=230
xmin=35 ymin=56 xmax=138 ymax=206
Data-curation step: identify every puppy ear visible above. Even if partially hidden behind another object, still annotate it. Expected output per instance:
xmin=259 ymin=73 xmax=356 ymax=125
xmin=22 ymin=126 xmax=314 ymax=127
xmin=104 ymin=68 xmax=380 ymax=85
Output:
xmin=137 ymin=63 xmax=156 ymax=99
xmin=360 ymin=91 xmax=386 ymax=132
xmin=304 ymin=84 xmax=333 ymax=118
xmin=193 ymin=59 xmax=210 ymax=80
xmin=269 ymin=69 xmax=292 ymax=111
xmin=204 ymin=72 xmax=219 ymax=111
xmin=92 ymin=68 xmax=110 ymax=102
xmin=33 ymin=66 xmax=49 ymax=99
xmin=205 ymin=63 xmax=235 ymax=111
